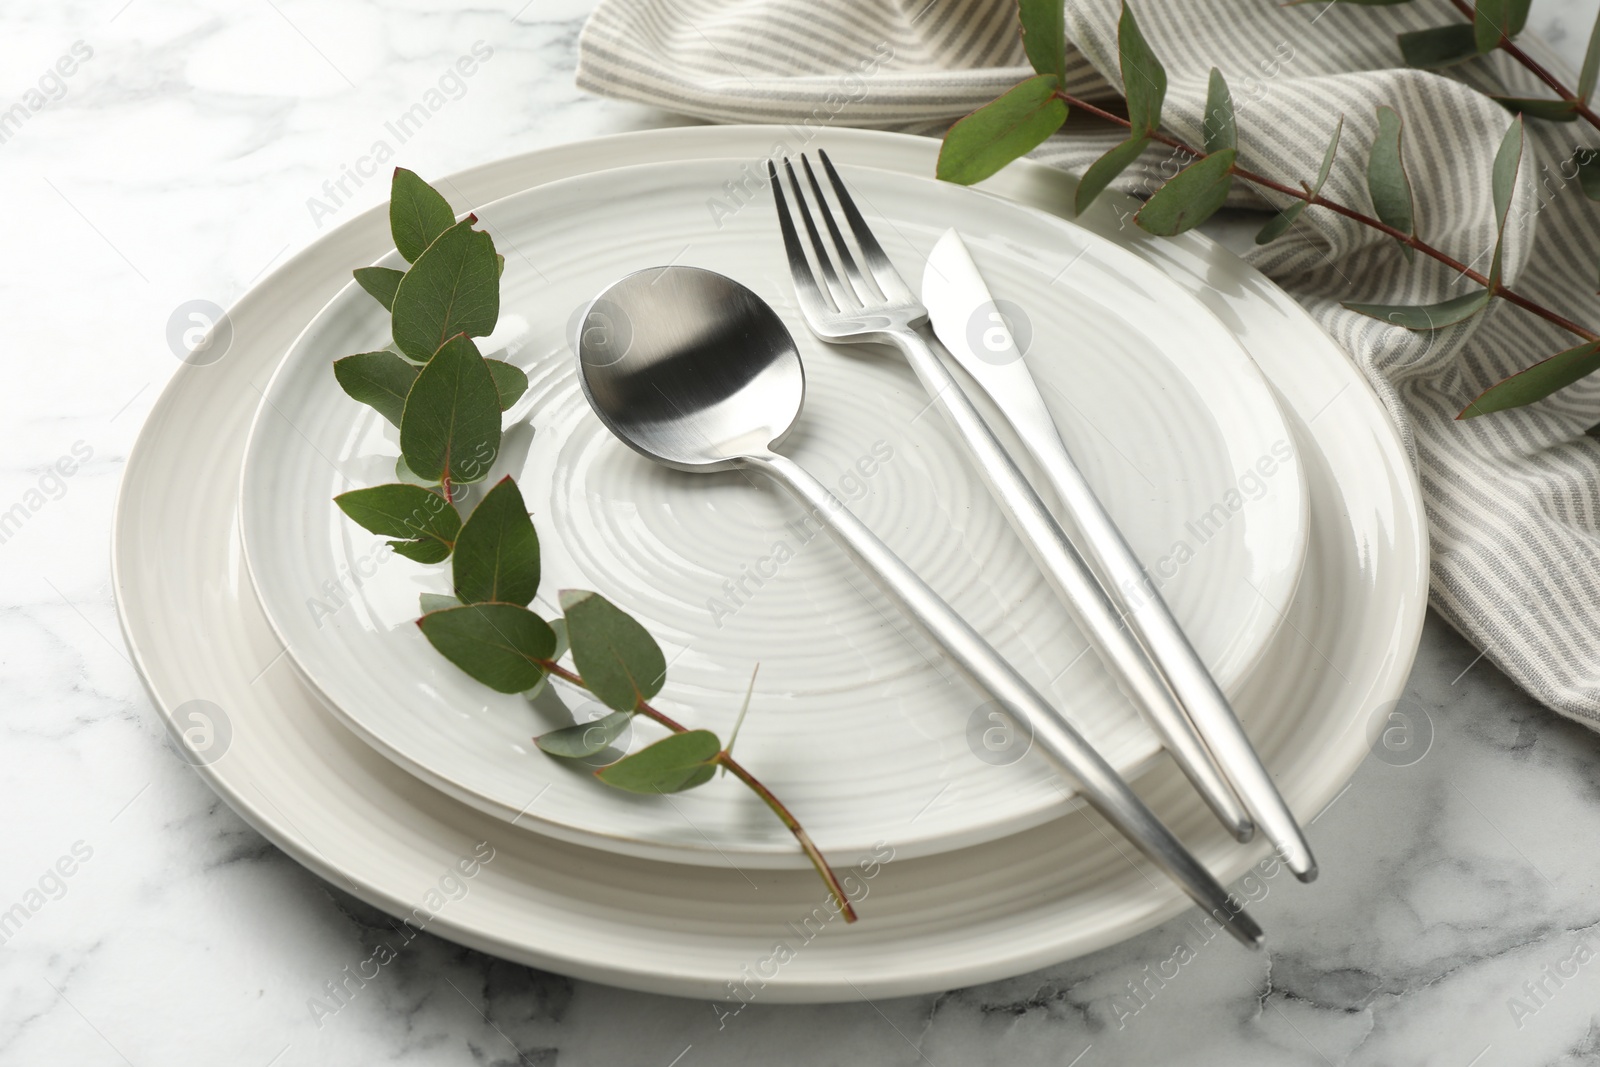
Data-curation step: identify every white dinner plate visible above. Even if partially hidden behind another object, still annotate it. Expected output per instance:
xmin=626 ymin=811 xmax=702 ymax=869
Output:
xmin=113 ymin=125 xmax=1426 ymax=1001
xmin=239 ymin=157 xmax=1307 ymax=865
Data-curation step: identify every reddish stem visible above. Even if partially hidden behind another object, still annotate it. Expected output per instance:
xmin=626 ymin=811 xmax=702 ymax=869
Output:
xmin=1445 ymin=0 xmax=1600 ymax=132
xmin=1059 ymin=92 xmax=1599 ymax=343
xmin=537 ymin=660 xmax=858 ymax=922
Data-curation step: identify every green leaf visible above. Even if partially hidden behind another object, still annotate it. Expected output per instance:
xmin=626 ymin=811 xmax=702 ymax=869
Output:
xmin=333 ymin=350 xmax=419 ymax=427
xmin=334 ymin=483 xmax=461 ymax=549
xmin=1119 ymin=1 xmax=1166 ymax=136
xmin=388 ymin=538 xmax=451 ymax=564
xmin=1075 ymin=135 xmax=1150 ymax=214
xmin=399 ymin=333 xmax=503 ymax=490
xmin=1398 ymin=24 xmax=1481 ymax=69
xmin=1342 ymin=289 xmax=1491 ymax=329
xmin=1575 ymin=148 xmax=1600 ymax=200
xmin=594 ymin=730 xmax=720 ymax=794
xmin=550 ymin=617 xmax=569 ymax=660
xmin=1474 ymin=0 xmax=1529 ymax=52
xmin=396 ymin=454 xmax=432 ymax=487
xmin=1581 ymin=10 xmax=1600 ymax=102
xmin=1488 ymin=116 xmax=1523 ymax=287
xmin=390 ymin=167 xmax=457 ymax=264
xmin=1202 ymin=68 xmax=1235 ymax=154
xmin=417 ymin=603 xmax=556 ymax=693
xmin=1367 ymin=106 xmax=1415 ymax=252
xmin=485 ymin=359 xmax=529 ymax=411
xmin=1459 ymin=339 xmax=1600 ymax=417
xmin=419 ymin=592 xmax=461 ymax=614
xmin=353 ymin=266 xmax=405 ymax=312
xmin=537 ymin=710 xmax=633 ymax=759
xmin=391 ymin=217 xmax=501 ymax=362
xmin=1490 ymin=96 xmax=1580 ymax=121
xmin=936 ymin=74 xmax=1068 ymax=185
xmin=561 ymin=589 xmax=667 ymax=712
xmin=1018 ymin=0 xmax=1065 ymax=81
xmin=1256 ymin=115 xmax=1343 ymax=244
xmin=1135 ymin=148 xmax=1235 ymax=235
xmin=453 ymin=476 xmax=540 ymax=607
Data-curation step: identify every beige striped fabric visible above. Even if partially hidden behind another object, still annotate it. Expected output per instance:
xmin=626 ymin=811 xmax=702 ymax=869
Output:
xmin=577 ymin=0 xmax=1600 ymax=727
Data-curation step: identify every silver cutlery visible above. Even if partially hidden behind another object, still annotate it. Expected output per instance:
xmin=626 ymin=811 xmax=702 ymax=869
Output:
xmin=922 ymin=229 xmax=1316 ymax=882
xmin=573 ymin=263 xmax=1262 ymax=946
xmin=768 ymin=151 xmax=1255 ymax=845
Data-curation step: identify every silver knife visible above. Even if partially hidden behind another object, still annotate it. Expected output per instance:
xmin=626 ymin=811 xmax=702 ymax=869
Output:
xmin=922 ymin=228 xmax=1316 ymax=882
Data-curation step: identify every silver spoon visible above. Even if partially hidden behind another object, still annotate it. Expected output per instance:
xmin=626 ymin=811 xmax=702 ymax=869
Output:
xmin=574 ymin=265 xmax=1261 ymax=947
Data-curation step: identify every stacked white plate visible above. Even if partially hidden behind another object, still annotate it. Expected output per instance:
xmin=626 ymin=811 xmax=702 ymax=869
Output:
xmin=113 ymin=126 xmax=1427 ymax=1001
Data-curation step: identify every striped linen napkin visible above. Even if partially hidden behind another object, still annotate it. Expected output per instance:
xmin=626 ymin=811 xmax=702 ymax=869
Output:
xmin=576 ymin=0 xmax=1600 ymax=728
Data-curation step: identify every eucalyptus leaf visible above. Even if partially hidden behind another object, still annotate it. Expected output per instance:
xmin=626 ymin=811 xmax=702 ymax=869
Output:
xmin=417 ymin=602 xmax=557 ymax=693
xmin=353 ymin=266 xmax=405 ymax=312
xmin=1575 ymin=149 xmax=1600 ymax=201
xmin=1367 ymin=105 xmax=1415 ymax=251
xmin=1581 ymin=9 xmax=1600 ymax=102
xmin=389 ymin=539 xmax=451 ymax=564
xmin=391 ymin=217 xmax=501 ymax=362
xmin=333 ymin=350 xmax=419 ymax=427
xmin=453 ymin=476 xmax=540 ymax=607
xmin=395 ymin=454 xmax=432 ymax=486
xmin=549 ymin=617 xmax=569 ymax=660
xmin=1256 ymin=115 xmax=1343 ymax=245
xmin=419 ymin=592 xmax=461 ymax=614
xmin=594 ymin=730 xmax=721 ymax=794
xmin=1342 ymin=289 xmax=1491 ymax=329
xmin=1018 ymin=0 xmax=1065 ymax=81
xmin=1474 ymin=0 xmax=1529 ymax=53
xmin=1397 ymin=24 xmax=1481 ymax=70
xmin=936 ymin=74 xmax=1067 ymax=185
xmin=1490 ymin=96 xmax=1580 ymax=121
xmin=561 ymin=589 xmax=667 ymax=712
xmin=1488 ymin=116 xmax=1524 ymax=287
xmin=1135 ymin=148 xmax=1235 ymax=235
xmin=485 ymin=359 xmax=529 ymax=411
xmin=334 ymin=483 xmax=461 ymax=552
xmin=1075 ymin=135 xmax=1150 ymax=214
xmin=1202 ymin=68 xmax=1235 ymax=154
xmin=390 ymin=167 xmax=457 ymax=264
xmin=398 ymin=333 xmax=502 ymax=490
xmin=1119 ymin=1 xmax=1166 ymax=136
xmin=1459 ymin=339 xmax=1600 ymax=417
xmin=537 ymin=710 xmax=633 ymax=759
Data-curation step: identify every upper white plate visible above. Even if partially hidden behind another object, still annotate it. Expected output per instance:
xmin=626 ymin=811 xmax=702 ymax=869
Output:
xmin=113 ymin=125 xmax=1426 ymax=1001
xmin=239 ymin=157 xmax=1306 ymax=865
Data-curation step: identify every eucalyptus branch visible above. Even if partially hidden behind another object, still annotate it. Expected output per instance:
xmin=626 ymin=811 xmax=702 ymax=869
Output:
xmin=1443 ymin=0 xmax=1600 ymax=133
xmin=536 ymin=659 xmax=858 ymax=922
xmin=1060 ymin=91 xmax=1599 ymax=343
xmin=334 ymin=167 xmax=859 ymax=920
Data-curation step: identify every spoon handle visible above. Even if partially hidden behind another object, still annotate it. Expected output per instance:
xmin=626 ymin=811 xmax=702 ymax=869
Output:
xmin=745 ymin=451 xmax=1263 ymax=948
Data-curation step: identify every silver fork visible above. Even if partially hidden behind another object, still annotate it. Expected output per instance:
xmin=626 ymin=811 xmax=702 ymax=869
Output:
xmin=769 ymin=154 xmax=1261 ymax=944
xmin=769 ymin=152 xmax=1256 ymax=842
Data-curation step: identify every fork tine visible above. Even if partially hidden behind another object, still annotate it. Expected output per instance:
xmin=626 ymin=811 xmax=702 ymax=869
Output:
xmin=767 ymin=160 xmax=836 ymax=321
xmin=781 ymin=158 xmax=860 ymax=311
xmin=799 ymin=155 xmax=880 ymax=303
xmin=816 ymin=149 xmax=918 ymax=304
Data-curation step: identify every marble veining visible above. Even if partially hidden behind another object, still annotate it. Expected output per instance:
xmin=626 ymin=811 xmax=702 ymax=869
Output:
xmin=4 ymin=0 xmax=1600 ymax=1063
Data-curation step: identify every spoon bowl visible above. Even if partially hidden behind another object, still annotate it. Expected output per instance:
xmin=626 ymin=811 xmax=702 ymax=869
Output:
xmin=576 ymin=266 xmax=804 ymax=472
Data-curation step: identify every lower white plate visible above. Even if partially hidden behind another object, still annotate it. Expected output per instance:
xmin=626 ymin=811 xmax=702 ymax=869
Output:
xmin=113 ymin=125 xmax=1427 ymax=1001
xmin=238 ymin=156 xmax=1306 ymax=865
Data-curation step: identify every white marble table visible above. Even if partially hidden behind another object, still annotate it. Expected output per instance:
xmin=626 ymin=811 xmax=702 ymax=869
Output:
xmin=7 ymin=1 xmax=1600 ymax=1063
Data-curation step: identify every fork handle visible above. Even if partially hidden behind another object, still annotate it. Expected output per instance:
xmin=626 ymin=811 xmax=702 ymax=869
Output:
xmin=744 ymin=450 xmax=1262 ymax=947
xmin=885 ymin=327 xmax=1259 ymax=841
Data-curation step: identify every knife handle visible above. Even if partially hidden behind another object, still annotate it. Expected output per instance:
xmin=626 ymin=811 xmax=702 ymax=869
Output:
xmin=887 ymin=327 xmax=1255 ymax=842
xmin=1020 ymin=395 xmax=1318 ymax=881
